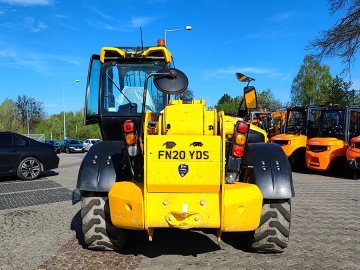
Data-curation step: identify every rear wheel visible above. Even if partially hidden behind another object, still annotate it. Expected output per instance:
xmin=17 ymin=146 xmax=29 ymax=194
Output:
xmin=17 ymin=157 xmax=42 ymax=180
xmin=248 ymin=200 xmax=291 ymax=253
xmin=81 ymin=196 xmax=129 ymax=250
xmin=66 ymin=148 xmax=70 ymax=154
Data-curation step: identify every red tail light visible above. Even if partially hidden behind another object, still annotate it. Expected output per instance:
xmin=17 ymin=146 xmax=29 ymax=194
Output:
xmin=123 ymin=120 xmax=135 ymax=133
xmin=232 ymin=145 xmax=244 ymax=157
xmin=237 ymin=122 xmax=248 ymax=133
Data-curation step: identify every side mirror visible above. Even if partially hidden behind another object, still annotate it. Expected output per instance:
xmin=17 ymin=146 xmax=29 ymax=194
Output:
xmin=244 ymin=86 xmax=257 ymax=109
xmin=153 ymin=68 xmax=188 ymax=95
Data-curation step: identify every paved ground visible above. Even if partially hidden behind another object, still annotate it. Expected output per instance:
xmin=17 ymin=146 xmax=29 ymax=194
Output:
xmin=0 ymin=153 xmax=359 ymax=270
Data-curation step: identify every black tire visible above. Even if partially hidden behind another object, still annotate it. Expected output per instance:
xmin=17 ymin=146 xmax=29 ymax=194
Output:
xmin=288 ymin=148 xmax=306 ymax=172
xmin=17 ymin=157 xmax=42 ymax=180
xmin=66 ymin=148 xmax=70 ymax=154
xmin=81 ymin=196 xmax=129 ymax=250
xmin=248 ymin=200 xmax=291 ymax=253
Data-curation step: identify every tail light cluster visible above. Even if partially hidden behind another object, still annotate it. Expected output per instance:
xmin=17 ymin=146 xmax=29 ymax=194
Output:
xmin=225 ymin=121 xmax=249 ymax=183
xmin=123 ymin=120 xmax=138 ymax=156
xmin=232 ymin=122 xmax=248 ymax=158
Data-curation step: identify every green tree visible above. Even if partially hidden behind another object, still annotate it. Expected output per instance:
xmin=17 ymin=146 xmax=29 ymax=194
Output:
xmin=15 ymin=95 xmax=45 ymax=133
xmin=324 ymin=76 xmax=360 ymax=106
xmin=35 ymin=109 xmax=101 ymax=141
xmin=290 ymin=55 xmax=333 ymax=106
xmin=257 ymin=89 xmax=283 ymax=110
xmin=309 ymin=0 xmax=360 ymax=73
xmin=215 ymin=89 xmax=282 ymax=114
xmin=215 ymin=94 xmax=241 ymax=115
xmin=0 ymin=99 xmax=21 ymax=132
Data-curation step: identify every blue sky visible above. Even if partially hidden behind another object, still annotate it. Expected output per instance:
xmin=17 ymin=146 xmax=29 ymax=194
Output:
xmin=0 ymin=0 xmax=359 ymax=115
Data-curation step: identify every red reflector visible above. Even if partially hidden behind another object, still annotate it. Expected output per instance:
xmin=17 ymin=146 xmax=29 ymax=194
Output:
xmin=237 ymin=122 xmax=248 ymax=133
xmin=123 ymin=120 xmax=135 ymax=133
xmin=232 ymin=145 xmax=244 ymax=157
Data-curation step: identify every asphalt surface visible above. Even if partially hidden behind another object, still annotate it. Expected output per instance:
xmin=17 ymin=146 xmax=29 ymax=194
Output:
xmin=0 ymin=153 xmax=359 ymax=270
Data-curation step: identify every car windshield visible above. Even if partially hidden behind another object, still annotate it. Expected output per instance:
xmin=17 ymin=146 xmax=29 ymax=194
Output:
xmin=101 ymin=62 xmax=167 ymax=115
xmin=68 ymin=140 xmax=81 ymax=144
xmin=90 ymin=140 xmax=99 ymax=144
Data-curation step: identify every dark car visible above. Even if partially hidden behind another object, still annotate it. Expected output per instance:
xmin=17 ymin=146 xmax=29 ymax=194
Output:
xmin=59 ymin=139 xmax=85 ymax=153
xmin=0 ymin=132 xmax=59 ymax=180
xmin=44 ymin=140 xmax=61 ymax=154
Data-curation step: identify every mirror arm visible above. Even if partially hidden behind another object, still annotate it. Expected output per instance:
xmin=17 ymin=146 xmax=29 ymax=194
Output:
xmin=140 ymin=71 xmax=172 ymax=149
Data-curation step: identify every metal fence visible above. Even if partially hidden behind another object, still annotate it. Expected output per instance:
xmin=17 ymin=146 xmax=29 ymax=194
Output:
xmin=22 ymin=134 xmax=45 ymax=142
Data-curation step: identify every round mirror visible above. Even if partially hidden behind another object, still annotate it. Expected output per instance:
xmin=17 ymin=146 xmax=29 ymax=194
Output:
xmin=154 ymin=68 xmax=188 ymax=95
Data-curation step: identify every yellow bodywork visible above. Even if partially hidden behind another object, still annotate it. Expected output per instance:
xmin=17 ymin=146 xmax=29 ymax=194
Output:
xmin=100 ymin=46 xmax=172 ymax=64
xmin=109 ymin=100 xmax=263 ymax=237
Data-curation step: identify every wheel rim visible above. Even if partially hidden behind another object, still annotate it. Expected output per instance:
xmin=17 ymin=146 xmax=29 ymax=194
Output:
xmin=21 ymin=159 xmax=40 ymax=179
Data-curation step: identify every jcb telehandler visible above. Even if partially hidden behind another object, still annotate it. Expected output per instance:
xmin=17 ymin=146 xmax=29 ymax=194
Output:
xmin=73 ymin=40 xmax=294 ymax=253
xmin=271 ymin=106 xmax=321 ymax=171
xmin=306 ymin=106 xmax=360 ymax=175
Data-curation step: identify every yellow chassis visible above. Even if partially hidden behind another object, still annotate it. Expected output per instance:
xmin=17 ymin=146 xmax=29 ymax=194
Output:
xmin=109 ymin=101 xmax=264 ymax=240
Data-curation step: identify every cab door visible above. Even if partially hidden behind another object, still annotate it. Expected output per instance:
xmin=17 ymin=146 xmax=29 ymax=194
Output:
xmin=85 ymin=54 xmax=101 ymax=125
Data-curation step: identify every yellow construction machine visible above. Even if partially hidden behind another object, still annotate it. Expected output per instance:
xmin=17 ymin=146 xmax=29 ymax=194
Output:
xmin=73 ymin=40 xmax=294 ymax=253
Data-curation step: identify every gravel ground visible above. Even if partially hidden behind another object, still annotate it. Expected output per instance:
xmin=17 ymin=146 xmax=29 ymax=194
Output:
xmin=0 ymin=153 xmax=359 ymax=270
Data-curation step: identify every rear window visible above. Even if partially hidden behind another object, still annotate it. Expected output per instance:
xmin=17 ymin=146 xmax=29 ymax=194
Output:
xmin=0 ymin=133 xmax=12 ymax=145
xmin=68 ymin=140 xmax=81 ymax=144
xmin=12 ymin=135 xmax=27 ymax=146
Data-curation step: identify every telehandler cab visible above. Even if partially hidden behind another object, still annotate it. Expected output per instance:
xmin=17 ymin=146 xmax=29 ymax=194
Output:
xmin=73 ymin=40 xmax=294 ymax=253
xmin=306 ymin=106 xmax=360 ymax=175
xmin=271 ymin=106 xmax=321 ymax=171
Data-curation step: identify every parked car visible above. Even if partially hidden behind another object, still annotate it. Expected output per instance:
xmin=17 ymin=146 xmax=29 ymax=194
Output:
xmin=44 ymin=140 xmax=61 ymax=154
xmin=83 ymin=138 xmax=101 ymax=151
xmin=0 ymin=132 xmax=59 ymax=180
xmin=59 ymin=139 xmax=85 ymax=153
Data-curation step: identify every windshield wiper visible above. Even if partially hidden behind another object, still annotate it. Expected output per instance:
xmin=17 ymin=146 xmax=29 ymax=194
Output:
xmin=106 ymin=74 xmax=135 ymax=107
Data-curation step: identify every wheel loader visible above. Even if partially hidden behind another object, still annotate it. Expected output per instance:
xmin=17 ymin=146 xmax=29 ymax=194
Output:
xmin=306 ymin=106 xmax=360 ymax=176
xmin=73 ymin=40 xmax=294 ymax=253
xmin=271 ymin=105 xmax=321 ymax=171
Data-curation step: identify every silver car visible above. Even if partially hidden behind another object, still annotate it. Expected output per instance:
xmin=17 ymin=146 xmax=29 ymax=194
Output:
xmin=83 ymin=139 xmax=101 ymax=152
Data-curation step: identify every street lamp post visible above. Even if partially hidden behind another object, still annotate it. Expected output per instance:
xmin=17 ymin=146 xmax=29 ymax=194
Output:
xmin=164 ymin=25 xmax=192 ymax=46
xmin=63 ymin=80 xmax=80 ymax=139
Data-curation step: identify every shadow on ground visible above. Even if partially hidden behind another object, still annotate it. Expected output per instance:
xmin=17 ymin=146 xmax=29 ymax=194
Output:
xmin=70 ymin=210 xmax=253 ymax=258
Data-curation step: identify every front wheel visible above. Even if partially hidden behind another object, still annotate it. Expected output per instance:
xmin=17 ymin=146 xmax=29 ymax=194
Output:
xmin=66 ymin=148 xmax=70 ymax=154
xmin=81 ymin=196 xmax=129 ymax=250
xmin=17 ymin=157 xmax=42 ymax=180
xmin=247 ymin=200 xmax=291 ymax=253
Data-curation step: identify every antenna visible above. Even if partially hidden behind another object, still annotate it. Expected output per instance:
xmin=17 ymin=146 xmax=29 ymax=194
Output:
xmin=140 ymin=27 xmax=144 ymax=50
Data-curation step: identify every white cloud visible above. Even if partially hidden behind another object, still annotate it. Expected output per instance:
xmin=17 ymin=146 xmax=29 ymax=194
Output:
xmin=88 ymin=5 xmax=112 ymax=20
xmin=204 ymin=66 xmax=290 ymax=81
xmin=266 ymin=12 xmax=294 ymax=23
xmin=131 ymin=16 xmax=154 ymax=27
xmin=208 ymin=67 xmax=275 ymax=77
xmin=0 ymin=48 xmax=82 ymax=75
xmin=0 ymin=16 xmax=48 ymax=32
xmin=24 ymin=16 xmax=48 ymax=32
xmin=87 ymin=16 xmax=155 ymax=32
xmin=0 ymin=0 xmax=51 ymax=6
